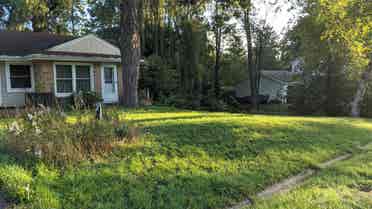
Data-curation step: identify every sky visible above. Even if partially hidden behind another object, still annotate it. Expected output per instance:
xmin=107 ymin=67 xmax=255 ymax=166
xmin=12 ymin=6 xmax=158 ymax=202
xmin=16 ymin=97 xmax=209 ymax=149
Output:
xmin=253 ymin=0 xmax=303 ymax=37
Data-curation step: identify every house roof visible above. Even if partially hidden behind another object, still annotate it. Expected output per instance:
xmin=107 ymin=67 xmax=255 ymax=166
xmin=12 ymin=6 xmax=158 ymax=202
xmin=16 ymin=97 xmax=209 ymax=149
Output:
xmin=261 ymin=70 xmax=296 ymax=83
xmin=0 ymin=31 xmax=121 ymax=61
xmin=0 ymin=31 xmax=75 ymax=56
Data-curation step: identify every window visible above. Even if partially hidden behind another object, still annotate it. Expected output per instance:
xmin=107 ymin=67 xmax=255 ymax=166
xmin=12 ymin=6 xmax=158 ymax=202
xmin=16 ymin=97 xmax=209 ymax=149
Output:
xmin=6 ymin=63 xmax=34 ymax=92
xmin=76 ymin=65 xmax=91 ymax=92
xmin=54 ymin=63 xmax=93 ymax=97
xmin=55 ymin=65 xmax=73 ymax=94
xmin=104 ymin=67 xmax=114 ymax=84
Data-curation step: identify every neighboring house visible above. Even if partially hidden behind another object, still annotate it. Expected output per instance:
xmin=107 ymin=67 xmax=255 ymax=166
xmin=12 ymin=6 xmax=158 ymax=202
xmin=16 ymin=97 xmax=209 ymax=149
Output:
xmin=0 ymin=31 xmax=122 ymax=107
xmin=235 ymin=70 xmax=298 ymax=103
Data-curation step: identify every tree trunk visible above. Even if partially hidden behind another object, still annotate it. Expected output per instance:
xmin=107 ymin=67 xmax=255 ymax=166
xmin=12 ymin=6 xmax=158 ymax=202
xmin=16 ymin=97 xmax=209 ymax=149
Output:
xmin=214 ymin=37 xmax=221 ymax=98
xmin=120 ymin=0 xmax=141 ymax=108
xmin=243 ymin=4 xmax=259 ymax=110
xmin=213 ymin=0 xmax=222 ymax=99
xmin=350 ymin=54 xmax=372 ymax=117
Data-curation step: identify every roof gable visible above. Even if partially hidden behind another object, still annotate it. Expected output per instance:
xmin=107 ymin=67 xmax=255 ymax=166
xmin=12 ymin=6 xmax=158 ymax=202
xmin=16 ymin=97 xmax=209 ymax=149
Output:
xmin=47 ymin=34 xmax=120 ymax=56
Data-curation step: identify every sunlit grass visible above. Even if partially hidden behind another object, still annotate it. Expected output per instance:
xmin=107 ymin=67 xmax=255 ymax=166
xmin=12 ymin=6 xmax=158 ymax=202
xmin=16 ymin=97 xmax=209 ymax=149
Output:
xmin=0 ymin=106 xmax=371 ymax=209
xmin=252 ymin=149 xmax=372 ymax=209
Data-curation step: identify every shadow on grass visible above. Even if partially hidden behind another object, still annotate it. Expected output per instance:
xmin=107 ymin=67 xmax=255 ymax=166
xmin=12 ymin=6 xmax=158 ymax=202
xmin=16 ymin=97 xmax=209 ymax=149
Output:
xmin=134 ymin=118 xmax=372 ymax=158
xmin=1 ymin=110 xmax=372 ymax=209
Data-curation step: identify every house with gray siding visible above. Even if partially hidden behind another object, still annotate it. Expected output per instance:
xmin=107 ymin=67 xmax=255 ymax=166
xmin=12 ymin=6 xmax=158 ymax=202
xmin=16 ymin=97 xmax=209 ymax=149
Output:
xmin=0 ymin=31 xmax=123 ymax=107
xmin=235 ymin=70 xmax=298 ymax=103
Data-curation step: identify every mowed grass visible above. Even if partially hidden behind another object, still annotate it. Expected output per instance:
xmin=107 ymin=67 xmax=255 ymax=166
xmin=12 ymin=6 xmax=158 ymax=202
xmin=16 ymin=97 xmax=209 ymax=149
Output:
xmin=0 ymin=106 xmax=371 ymax=209
xmin=252 ymin=146 xmax=372 ymax=209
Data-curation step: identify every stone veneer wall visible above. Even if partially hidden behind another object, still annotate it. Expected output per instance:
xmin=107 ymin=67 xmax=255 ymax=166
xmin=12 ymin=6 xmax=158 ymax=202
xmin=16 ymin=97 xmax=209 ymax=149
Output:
xmin=33 ymin=61 xmax=54 ymax=93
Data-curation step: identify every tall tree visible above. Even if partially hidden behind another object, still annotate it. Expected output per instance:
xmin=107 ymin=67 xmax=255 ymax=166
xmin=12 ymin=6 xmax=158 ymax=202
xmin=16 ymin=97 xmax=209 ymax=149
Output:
xmin=234 ymin=0 xmax=260 ymax=110
xmin=0 ymin=0 xmax=86 ymax=34
xmin=210 ymin=0 xmax=233 ymax=98
xmin=317 ymin=0 xmax=372 ymax=117
xmin=120 ymin=0 xmax=142 ymax=107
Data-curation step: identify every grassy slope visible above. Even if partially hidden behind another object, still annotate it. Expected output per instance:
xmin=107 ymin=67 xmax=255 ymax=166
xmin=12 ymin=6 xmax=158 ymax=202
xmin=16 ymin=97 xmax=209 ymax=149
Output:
xmin=0 ymin=106 xmax=372 ymax=209
xmin=252 ymin=146 xmax=372 ymax=209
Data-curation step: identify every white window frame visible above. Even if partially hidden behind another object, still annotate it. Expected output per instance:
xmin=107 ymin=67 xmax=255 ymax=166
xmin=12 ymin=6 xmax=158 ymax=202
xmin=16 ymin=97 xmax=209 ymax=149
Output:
xmin=53 ymin=63 xmax=94 ymax=97
xmin=5 ymin=62 xmax=35 ymax=93
xmin=0 ymin=70 xmax=2 ymax=106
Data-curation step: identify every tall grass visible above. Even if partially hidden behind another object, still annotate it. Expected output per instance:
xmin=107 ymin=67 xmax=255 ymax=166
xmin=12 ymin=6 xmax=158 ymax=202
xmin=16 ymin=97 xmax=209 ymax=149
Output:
xmin=3 ymin=106 xmax=139 ymax=167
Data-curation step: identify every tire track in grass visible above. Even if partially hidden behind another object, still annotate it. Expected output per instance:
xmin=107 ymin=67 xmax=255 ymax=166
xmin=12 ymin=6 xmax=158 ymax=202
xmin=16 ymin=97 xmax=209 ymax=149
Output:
xmin=226 ymin=142 xmax=372 ymax=209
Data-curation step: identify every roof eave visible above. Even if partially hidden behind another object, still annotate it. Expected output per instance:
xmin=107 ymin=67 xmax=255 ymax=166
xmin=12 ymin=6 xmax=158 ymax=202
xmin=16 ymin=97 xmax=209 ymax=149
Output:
xmin=0 ymin=54 xmax=121 ymax=63
xmin=261 ymin=74 xmax=290 ymax=84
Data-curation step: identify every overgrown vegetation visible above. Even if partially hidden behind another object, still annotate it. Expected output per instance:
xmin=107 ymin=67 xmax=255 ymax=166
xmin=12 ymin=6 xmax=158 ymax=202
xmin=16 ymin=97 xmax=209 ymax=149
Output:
xmin=0 ymin=107 xmax=371 ymax=209
xmin=2 ymin=107 xmax=138 ymax=167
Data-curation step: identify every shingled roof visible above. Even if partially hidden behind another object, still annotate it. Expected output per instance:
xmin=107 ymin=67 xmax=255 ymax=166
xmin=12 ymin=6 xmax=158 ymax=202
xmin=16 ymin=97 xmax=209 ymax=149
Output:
xmin=0 ymin=31 xmax=75 ymax=56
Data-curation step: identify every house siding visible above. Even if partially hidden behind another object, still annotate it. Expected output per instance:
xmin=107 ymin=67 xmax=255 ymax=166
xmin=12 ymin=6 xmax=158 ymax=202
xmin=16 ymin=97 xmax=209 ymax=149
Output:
xmin=235 ymin=77 xmax=286 ymax=102
xmin=0 ymin=61 xmax=121 ymax=107
xmin=34 ymin=61 xmax=54 ymax=93
xmin=0 ymin=62 xmax=28 ymax=107
xmin=94 ymin=63 xmax=102 ymax=97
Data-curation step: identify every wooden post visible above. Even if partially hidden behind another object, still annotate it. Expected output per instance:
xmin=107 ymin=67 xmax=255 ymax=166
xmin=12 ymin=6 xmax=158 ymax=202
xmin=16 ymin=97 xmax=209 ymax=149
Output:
xmin=96 ymin=103 xmax=103 ymax=120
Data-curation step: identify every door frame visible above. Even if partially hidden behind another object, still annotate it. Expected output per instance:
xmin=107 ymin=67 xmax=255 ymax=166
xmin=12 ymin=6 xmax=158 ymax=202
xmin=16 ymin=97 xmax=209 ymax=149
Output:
xmin=101 ymin=64 xmax=119 ymax=103
xmin=0 ymin=67 xmax=2 ymax=106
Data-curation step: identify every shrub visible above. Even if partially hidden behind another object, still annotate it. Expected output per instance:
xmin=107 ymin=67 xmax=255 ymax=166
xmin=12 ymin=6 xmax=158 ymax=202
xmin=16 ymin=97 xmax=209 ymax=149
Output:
xmin=73 ymin=91 xmax=103 ymax=109
xmin=3 ymin=107 xmax=139 ymax=167
xmin=0 ymin=163 xmax=32 ymax=202
xmin=288 ymin=73 xmax=355 ymax=116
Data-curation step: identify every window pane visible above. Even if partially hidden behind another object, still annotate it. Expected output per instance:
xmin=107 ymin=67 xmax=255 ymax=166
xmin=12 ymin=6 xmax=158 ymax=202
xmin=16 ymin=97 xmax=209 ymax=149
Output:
xmin=11 ymin=78 xmax=32 ymax=89
xmin=76 ymin=65 xmax=91 ymax=78
xmin=76 ymin=80 xmax=91 ymax=92
xmin=56 ymin=65 xmax=73 ymax=94
xmin=9 ymin=65 xmax=31 ymax=89
xmin=104 ymin=68 xmax=113 ymax=84
xmin=56 ymin=65 xmax=72 ymax=78
xmin=57 ymin=80 xmax=73 ymax=93
xmin=10 ymin=65 xmax=30 ymax=77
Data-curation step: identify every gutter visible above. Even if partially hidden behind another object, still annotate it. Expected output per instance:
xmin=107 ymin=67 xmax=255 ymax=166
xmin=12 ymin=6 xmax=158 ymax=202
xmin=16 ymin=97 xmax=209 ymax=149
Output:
xmin=0 ymin=54 xmax=121 ymax=63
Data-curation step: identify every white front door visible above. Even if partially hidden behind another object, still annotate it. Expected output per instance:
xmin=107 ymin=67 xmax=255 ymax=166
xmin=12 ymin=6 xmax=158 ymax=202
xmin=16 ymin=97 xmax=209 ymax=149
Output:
xmin=101 ymin=65 xmax=118 ymax=103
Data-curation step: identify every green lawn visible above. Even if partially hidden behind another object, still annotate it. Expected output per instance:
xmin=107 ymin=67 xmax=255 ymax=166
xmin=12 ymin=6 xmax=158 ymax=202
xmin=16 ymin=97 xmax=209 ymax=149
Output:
xmin=0 ymin=106 xmax=372 ymax=209
xmin=252 ymin=146 xmax=372 ymax=209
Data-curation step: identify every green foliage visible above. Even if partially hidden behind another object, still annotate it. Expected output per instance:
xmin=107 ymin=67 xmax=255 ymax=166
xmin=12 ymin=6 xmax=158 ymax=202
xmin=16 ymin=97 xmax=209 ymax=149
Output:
xmin=0 ymin=107 xmax=372 ymax=208
xmin=221 ymin=32 xmax=247 ymax=87
xmin=318 ymin=0 xmax=371 ymax=68
xmin=2 ymin=107 xmax=137 ymax=167
xmin=288 ymin=73 xmax=355 ymax=116
xmin=73 ymin=91 xmax=103 ymax=109
xmin=0 ymin=0 xmax=86 ymax=34
xmin=360 ymin=83 xmax=372 ymax=117
xmin=140 ymin=55 xmax=178 ymax=100
xmin=283 ymin=0 xmax=371 ymax=116
xmin=179 ymin=20 xmax=207 ymax=100
xmin=254 ymin=24 xmax=283 ymax=70
xmin=0 ymin=163 xmax=32 ymax=202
